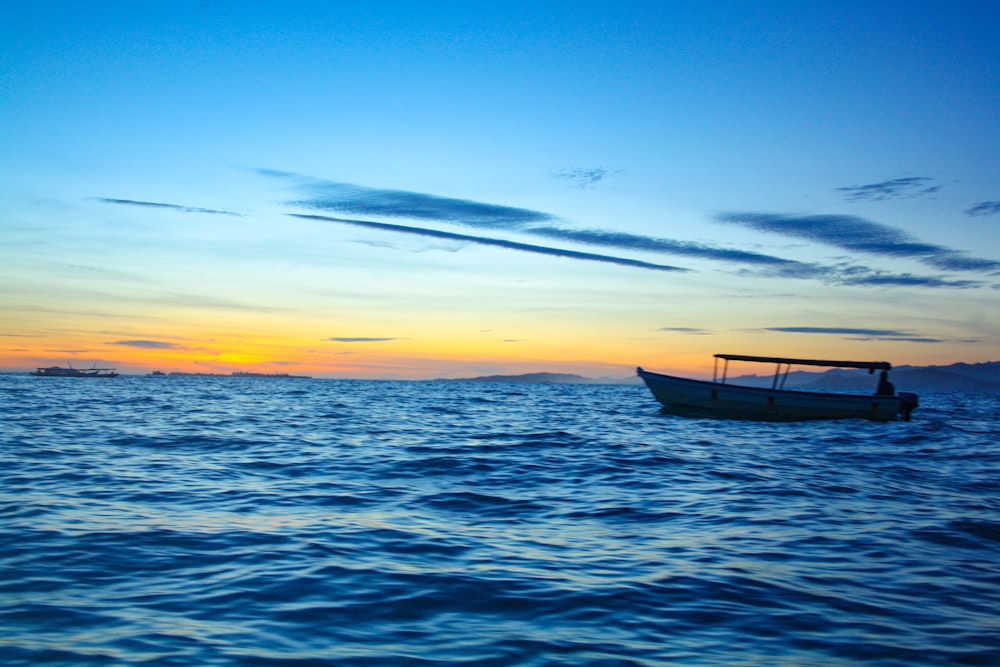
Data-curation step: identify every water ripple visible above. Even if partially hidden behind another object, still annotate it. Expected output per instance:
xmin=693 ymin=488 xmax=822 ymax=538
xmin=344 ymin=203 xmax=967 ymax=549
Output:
xmin=1 ymin=376 xmax=998 ymax=665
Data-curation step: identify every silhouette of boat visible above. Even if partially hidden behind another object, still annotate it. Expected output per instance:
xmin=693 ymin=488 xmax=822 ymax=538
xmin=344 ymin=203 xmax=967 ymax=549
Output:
xmin=637 ymin=354 xmax=918 ymax=421
xmin=34 ymin=365 xmax=119 ymax=378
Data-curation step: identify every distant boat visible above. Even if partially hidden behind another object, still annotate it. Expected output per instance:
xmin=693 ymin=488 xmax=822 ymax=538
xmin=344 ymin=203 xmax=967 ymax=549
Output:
xmin=34 ymin=365 xmax=119 ymax=379
xmin=637 ymin=354 xmax=919 ymax=421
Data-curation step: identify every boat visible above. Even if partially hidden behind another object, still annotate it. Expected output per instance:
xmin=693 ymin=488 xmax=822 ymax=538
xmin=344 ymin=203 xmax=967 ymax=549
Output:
xmin=637 ymin=354 xmax=919 ymax=421
xmin=33 ymin=365 xmax=119 ymax=378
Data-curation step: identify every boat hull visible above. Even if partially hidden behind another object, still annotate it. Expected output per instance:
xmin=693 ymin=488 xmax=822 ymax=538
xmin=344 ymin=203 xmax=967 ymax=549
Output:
xmin=637 ymin=368 xmax=907 ymax=421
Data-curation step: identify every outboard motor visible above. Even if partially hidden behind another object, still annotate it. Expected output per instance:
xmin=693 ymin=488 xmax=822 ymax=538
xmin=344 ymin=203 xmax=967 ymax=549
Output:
xmin=898 ymin=392 xmax=919 ymax=421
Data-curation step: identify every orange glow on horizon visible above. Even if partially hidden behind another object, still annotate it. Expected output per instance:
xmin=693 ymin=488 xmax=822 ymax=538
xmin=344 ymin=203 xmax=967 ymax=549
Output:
xmin=2 ymin=310 xmax=991 ymax=380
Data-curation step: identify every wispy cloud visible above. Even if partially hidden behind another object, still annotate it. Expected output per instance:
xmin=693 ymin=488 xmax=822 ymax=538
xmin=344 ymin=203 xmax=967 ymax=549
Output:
xmin=766 ymin=326 xmax=909 ymax=336
xmin=762 ymin=327 xmax=943 ymax=343
xmin=278 ymin=174 xmax=813 ymax=269
xmin=289 ymin=182 xmax=556 ymax=229
xmin=833 ymin=270 xmax=982 ymax=288
xmin=325 ymin=337 xmax=402 ymax=343
xmin=269 ymin=172 xmax=994 ymax=287
xmin=658 ymin=327 xmax=712 ymax=335
xmin=107 ymin=340 xmax=180 ymax=349
xmin=250 ymin=168 xmax=303 ymax=180
xmin=965 ymin=201 xmax=1000 ymax=217
xmin=291 ymin=214 xmax=689 ymax=273
xmin=717 ymin=212 xmax=1000 ymax=273
xmin=550 ymin=166 xmax=617 ymax=189
xmin=526 ymin=226 xmax=808 ymax=268
xmin=836 ymin=177 xmax=940 ymax=202
xmin=94 ymin=198 xmax=243 ymax=216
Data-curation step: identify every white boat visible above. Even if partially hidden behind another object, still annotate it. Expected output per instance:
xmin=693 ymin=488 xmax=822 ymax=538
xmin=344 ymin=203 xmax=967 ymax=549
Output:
xmin=637 ymin=354 xmax=919 ymax=421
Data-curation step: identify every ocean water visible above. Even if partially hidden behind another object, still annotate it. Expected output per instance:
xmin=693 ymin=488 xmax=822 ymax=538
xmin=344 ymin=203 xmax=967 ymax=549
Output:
xmin=1 ymin=374 xmax=998 ymax=667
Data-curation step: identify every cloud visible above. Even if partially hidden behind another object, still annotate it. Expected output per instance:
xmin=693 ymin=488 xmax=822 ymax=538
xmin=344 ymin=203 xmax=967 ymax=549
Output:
xmin=834 ymin=271 xmax=982 ymax=288
xmin=658 ymin=327 xmax=712 ymax=335
xmin=965 ymin=201 xmax=1000 ymax=217
xmin=289 ymin=182 xmax=557 ymax=229
xmin=766 ymin=326 xmax=910 ymax=336
xmin=325 ymin=337 xmax=402 ymax=343
xmin=250 ymin=168 xmax=303 ymax=180
xmin=716 ymin=212 xmax=1000 ymax=273
xmin=550 ymin=166 xmax=616 ymax=189
xmin=107 ymin=340 xmax=179 ymax=349
xmin=836 ymin=177 xmax=940 ymax=202
xmin=731 ymin=258 xmax=984 ymax=288
xmin=272 ymin=172 xmax=842 ymax=274
xmin=526 ymin=226 xmax=809 ymax=268
xmin=94 ymin=198 xmax=243 ymax=216
xmin=271 ymin=172 xmax=994 ymax=287
xmin=762 ymin=327 xmax=943 ymax=343
xmin=291 ymin=214 xmax=689 ymax=273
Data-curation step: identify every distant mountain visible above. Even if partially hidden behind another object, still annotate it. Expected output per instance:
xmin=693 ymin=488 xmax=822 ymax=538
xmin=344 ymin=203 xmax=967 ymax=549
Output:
xmin=443 ymin=372 xmax=598 ymax=384
xmin=733 ymin=361 xmax=1000 ymax=393
xmin=445 ymin=361 xmax=1000 ymax=392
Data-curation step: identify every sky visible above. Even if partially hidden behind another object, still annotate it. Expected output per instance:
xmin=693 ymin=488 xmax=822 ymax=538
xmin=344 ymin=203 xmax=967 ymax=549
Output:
xmin=2 ymin=0 xmax=999 ymax=379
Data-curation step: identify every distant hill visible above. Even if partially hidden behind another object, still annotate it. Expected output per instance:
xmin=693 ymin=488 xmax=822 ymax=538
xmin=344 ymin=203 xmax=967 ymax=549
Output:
xmin=734 ymin=361 xmax=1000 ymax=393
xmin=445 ymin=361 xmax=1000 ymax=392
xmin=443 ymin=372 xmax=598 ymax=384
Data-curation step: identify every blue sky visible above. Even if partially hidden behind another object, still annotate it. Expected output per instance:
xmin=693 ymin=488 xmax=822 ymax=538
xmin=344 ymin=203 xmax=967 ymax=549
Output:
xmin=2 ymin=1 xmax=998 ymax=378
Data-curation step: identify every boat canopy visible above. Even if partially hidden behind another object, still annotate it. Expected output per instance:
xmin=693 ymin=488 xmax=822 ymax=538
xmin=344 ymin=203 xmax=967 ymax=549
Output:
xmin=713 ymin=354 xmax=892 ymax=389
xmin=714 ymin=354 xmax=891 ymax=371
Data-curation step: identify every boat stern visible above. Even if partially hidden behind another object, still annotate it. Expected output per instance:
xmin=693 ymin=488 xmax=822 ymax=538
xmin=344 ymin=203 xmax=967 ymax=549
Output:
xmin=898 ymin=392 xmax=919 ymax=421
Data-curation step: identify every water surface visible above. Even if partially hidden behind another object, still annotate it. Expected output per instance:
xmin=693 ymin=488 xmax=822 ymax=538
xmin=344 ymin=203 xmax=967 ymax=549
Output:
xmin=1 ymin=375 xmax=998 ymax=665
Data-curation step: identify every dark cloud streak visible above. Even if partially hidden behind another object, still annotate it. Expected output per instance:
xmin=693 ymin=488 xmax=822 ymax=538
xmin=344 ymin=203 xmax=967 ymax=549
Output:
xmin=325 ymin=337 xmax=401 ymax=343
xmin=290 ymin=214 xmax=689 ymax=273
xmin=94 ymin=198 xmax=242 ymax=216
xmin=658 ymin=327 xmax=712 ymax=335
xmin=107 ymin=340 xmax=179 ymax=349
xmin=766 ymin=327 xmax=909 ymax=336
xmin=290 ymin=183 xmax=556 ymax=228
xmin=282 ymin=175 xmax=816 ymax=269
xmin=526 ymin=226 xmax=808 ymax=267
xmin=763 ymin=327 xmax=943 ymax=343
xmin=270 ymin=172 xmax=992 ymax=288
xmin=965 ymin=201 xmax=1000 ymax=217
xmin=836 ymin=272 xmax=981 ymax=288
xmin=717 ymin=212 xmax=1000 ymax=273
xmin=836 ymin=177 xmax=940 ymax=202
xmin=550 ymin=166 xmax=613 ymax=189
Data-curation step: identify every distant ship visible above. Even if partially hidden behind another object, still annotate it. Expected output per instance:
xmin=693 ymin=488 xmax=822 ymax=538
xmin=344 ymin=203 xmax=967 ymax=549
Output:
xmin=34 ymin=365 xmax=119 ymax=378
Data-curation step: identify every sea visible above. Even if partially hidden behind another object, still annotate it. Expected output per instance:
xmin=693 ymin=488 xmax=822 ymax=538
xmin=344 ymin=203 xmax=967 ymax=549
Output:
xmin=1 ymin=374 xmax=998 ymax=666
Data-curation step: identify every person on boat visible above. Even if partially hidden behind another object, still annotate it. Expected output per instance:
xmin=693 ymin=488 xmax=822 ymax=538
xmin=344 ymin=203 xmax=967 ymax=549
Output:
xmin=876 ymin=371 xmax=895 ymax=396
